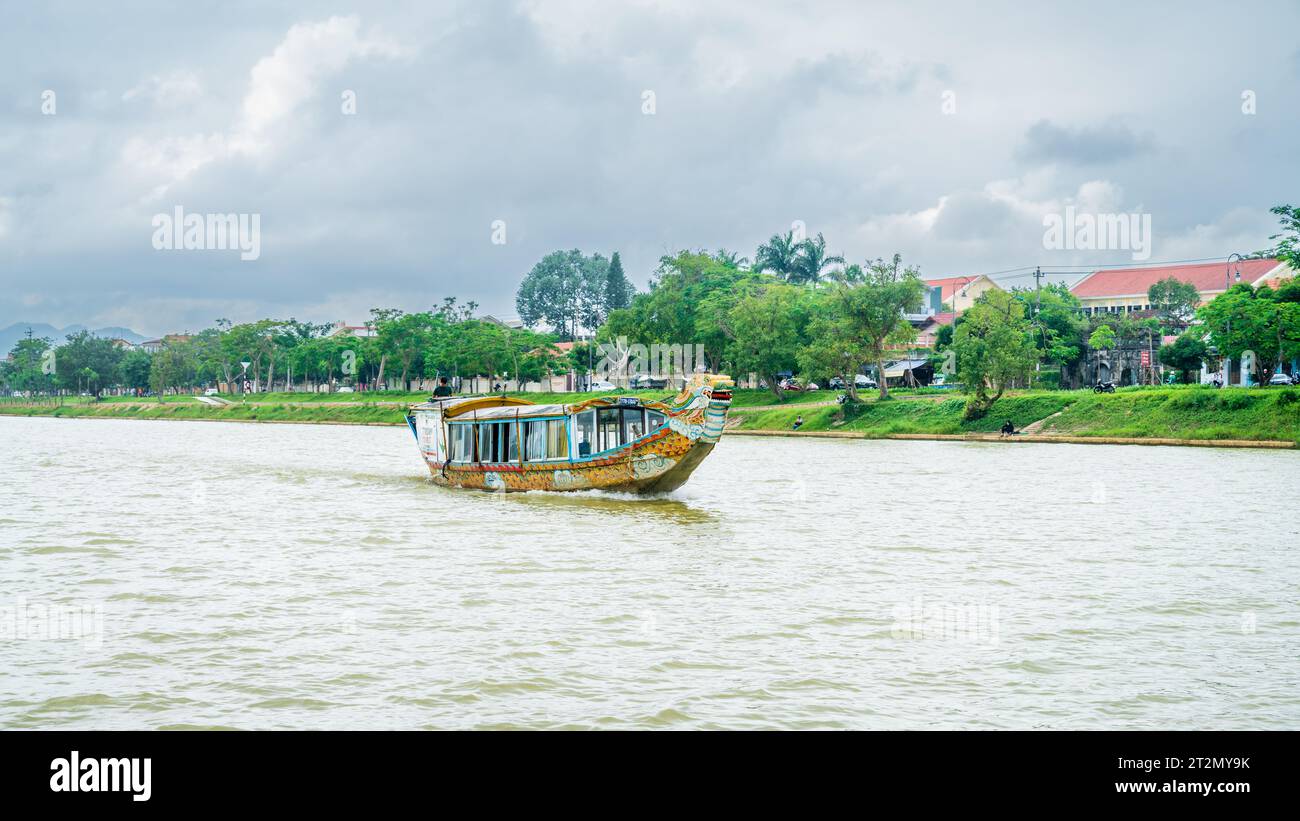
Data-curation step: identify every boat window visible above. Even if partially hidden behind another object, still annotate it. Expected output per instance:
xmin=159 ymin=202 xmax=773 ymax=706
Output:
xmin=546 ymin=419 xmax=568 ymax=459
xmin=506 ymin=421 xmax=519 ymax=462
xmin=622 ymin=408 xmax=646 ymax=443
xmin=477 ymin=421 xmax=512 ymax=463
xmin=574 ymin=410 xmax=596 ymax=457
xmin=524 ymin=420 xmax=548 ymax=461
xmin=647 ymin=410 xmax=665 ymax=430
xmin=597 ymin=408 xmax=621 ymax=452
xmin=450 ymin=424 xmax=473 ymax=462
xmin=523 ymin=419 xmax=568 ymax=461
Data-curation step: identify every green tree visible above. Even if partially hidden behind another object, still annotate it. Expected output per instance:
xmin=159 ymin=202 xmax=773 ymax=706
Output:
xmin=375 ymin=311 xmax=437 ymax=390
xmin=789 ymin=233 xmax=844 ymax=286
xmin=816 ymin=254 xmax=927 ymax=400
xmin=753 ymin=230 xmax=801 ymax=280
xmin=148 ymin=341 xmax=197 ymax=400
xmin=1 ymin=336 xmax=57 ymax=394
xmin=1014 ymin=283 xmax=1087 ymax=377
xmin=605 ymin=250 xmax=764 ymax=372
xmin=712 ymin=282 xmax=805 ymax=401
xmin=1147 ymin=277 xmax=1201 ymax=331
xmin=222 ymin=320 xmax=283 ymax=393
xmin=55 ymin=331 xmax=124 ymax=397
xmin=604 ymin=252 xmax=633 ymax=315
xmin=1197 ymin=285 xmax=1300 ymax=383
xmin=1266 ymin=204 xmax=1300 ymax=270
xmin=953 ymin=289 xmax=1038 ymax=419
xmin=121 ymin=349 xmax=152 ymax=392
xmin=1158 ymin=332 xmax=1208 ymax=383
xmin=516 ymin=249 xmax=608 ymax=339
xmin=713 ymin=248 xmax=749 ymax=269
xmin=1088 ymin=324 xmax=1117 ymax=353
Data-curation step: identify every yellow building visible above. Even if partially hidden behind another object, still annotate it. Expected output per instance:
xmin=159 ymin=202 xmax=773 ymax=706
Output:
xmin=925 ymin=274 xmax=1002 ymax=313
xmin=1070 ymin=258 xmax=1294 ymax=315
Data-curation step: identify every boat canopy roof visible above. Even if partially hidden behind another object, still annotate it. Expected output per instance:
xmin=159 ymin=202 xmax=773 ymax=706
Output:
xmin=410 ymin=395 xmax=535 ymax=418
xmin=452 ymin=403 xmax=569 ymax=421
xmin=411 ymin=393 xmax=676 ymax=420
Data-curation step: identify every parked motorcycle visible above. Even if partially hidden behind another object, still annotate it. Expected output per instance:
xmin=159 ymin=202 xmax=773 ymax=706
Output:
xmin=1093 ymin=381 xmax=1116 ymax=394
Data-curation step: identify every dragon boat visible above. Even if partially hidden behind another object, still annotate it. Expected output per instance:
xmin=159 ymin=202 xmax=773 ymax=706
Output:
xmin=405 ymin=373 xmax=732 ymax=493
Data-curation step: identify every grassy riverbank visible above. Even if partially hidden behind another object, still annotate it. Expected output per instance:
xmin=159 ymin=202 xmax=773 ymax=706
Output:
xmin=4 ymin=386 xmax=1300 ymax=445
xmin=731 ymin=386 xmax=1300 ymax=443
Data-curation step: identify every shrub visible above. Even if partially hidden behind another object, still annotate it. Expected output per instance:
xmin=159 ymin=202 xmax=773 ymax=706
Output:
xmin=1216 ymin=392 xmax=1252 ymax=411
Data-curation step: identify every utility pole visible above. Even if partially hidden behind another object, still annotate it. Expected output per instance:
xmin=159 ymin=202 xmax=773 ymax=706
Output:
xmin=1031 ymin=267 xmax=1046 ymax=386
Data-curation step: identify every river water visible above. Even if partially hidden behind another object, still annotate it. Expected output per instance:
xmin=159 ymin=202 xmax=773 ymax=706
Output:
xmin=2 ymin=416 xmax=1297 ymax=729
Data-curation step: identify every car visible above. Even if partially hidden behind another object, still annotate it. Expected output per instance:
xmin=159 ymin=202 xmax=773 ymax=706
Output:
xmin=336 ymin=386 xmax=354 ymax=393
xmin=589 ymin=380 xmax=616 ymax=391
xmin=779 ymin=378 xmax=819 ymax=391
xmin=203 ymin=388 xmax=220 ymax=396
xmin=1267 ymin=372 xmax=1294 ymax=386
xmin=829 ymin=375 xmax=878 ymax=391
xmin=630 ymin=374 xmax=668 ymax=390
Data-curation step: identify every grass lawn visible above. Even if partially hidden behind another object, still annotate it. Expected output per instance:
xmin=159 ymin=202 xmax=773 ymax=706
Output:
xmin=8 ymin=385 xmax=1300 ymax=443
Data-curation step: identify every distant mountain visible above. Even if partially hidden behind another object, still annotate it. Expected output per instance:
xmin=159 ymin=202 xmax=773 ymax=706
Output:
xmin=0 ymin=322 xmax=150 ymax=353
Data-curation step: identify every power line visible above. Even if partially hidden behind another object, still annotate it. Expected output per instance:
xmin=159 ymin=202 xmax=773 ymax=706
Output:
xmin=966 ymin=254 xmax=1251 ymax=283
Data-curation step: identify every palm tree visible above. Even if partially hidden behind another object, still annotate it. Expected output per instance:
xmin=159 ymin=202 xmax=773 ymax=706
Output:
xmin=790 ymin=233 xmax=844 ymax=286
xmin=714 ymin=248 xmax=750 ymax=270
xmin=754 ymin=231 xmax=800 ymax=279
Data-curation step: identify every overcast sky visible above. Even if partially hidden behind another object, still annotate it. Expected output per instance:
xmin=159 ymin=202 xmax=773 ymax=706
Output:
xmin=2 ymin=0 xmax=1297 ymax=336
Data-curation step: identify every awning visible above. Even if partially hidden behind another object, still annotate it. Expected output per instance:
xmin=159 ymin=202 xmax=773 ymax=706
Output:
xmin=883 ymin=359 xmax=931 ymax=378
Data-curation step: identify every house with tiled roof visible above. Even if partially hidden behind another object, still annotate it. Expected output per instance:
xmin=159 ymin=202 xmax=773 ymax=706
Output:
xmin=328 ymin=321 xmax=377 ymax=338
xmin=914 ymin=312 xmax=957 ymax=349
xmin=1070 ymin=258 xmax=1294 ymax=316
xmin=139 ymin=334 xmax=192 ymax=353
xmin=924 ymin=275 xmax=1002 ymax=313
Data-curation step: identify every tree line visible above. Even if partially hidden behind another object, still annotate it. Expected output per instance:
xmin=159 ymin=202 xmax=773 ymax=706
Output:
xmin=5 ymin=205 xmax=1296 ymax=410
xmin=0 ymin=298 xmax=583 ymax=398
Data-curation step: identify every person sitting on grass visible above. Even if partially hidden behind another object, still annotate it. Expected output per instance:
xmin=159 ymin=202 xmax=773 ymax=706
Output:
xmin=792 ymin=415 xmax=804 ymax=431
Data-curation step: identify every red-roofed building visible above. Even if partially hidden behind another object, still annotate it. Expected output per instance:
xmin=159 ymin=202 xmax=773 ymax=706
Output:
xmin=924 ymin=274 xmax=1001 ymax=313
xmin=1070 ymin=258 xmax=1294 ymax=315
xmin=914 ymin=312 xmax=957 ymax=349
xmin=328 ymin=322 xmax=377 ymax=339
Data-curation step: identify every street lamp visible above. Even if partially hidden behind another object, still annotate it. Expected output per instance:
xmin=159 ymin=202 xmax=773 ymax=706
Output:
xmin=952 ymin=275 xmax=977 ymax=309
xmin=1225 ymin=253 xmax=1244 ymax=291
xmin=1222 ymin=254 xmax=1245 ymax=384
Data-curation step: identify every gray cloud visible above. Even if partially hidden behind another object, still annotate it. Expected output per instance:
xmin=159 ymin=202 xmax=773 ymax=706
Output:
xmin=1 ymin=1 xmax=1297 ymax=335
xmin=1016 ymin=119 xmax=1154 ymax=166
